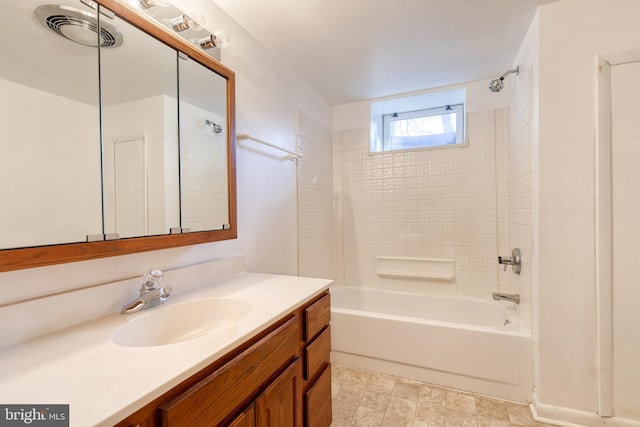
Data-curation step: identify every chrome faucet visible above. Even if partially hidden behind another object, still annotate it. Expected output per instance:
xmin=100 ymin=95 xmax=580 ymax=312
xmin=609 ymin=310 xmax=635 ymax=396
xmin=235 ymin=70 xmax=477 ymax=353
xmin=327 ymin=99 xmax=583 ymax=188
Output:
xmin=121 ymin=269 xmax=172 ymax=314
xmin=492 ymin=292 xmax=520 ymax=304
xmin=498 ymin=248 xmax=521 ymax=274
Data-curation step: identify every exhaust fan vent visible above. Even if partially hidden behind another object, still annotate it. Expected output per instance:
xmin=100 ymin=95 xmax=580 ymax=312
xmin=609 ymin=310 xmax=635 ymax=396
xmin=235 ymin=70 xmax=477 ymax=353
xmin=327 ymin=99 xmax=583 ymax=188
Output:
xmin=35 ymin=5 xmax=123 ymax=48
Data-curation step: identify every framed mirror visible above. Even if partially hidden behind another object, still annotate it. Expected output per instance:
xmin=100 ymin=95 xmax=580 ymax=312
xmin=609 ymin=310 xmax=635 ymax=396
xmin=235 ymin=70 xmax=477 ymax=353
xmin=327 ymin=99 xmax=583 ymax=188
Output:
xmin=0 ymin=0 xmax=236 ymax=272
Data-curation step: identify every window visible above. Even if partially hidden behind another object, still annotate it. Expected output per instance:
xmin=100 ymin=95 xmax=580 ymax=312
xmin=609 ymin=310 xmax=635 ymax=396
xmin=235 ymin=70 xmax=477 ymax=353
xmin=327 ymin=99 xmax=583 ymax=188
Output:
xmin=376 ymin=104 xmax=465 ymax=153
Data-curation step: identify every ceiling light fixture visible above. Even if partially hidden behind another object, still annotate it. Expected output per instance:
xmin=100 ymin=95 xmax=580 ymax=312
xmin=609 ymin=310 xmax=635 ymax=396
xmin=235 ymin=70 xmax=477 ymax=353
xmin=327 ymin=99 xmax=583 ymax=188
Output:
xmin=198 ymin=30 xmax=230 ymax=50
xmin=166 ymin=12 xmax=204 ymax=32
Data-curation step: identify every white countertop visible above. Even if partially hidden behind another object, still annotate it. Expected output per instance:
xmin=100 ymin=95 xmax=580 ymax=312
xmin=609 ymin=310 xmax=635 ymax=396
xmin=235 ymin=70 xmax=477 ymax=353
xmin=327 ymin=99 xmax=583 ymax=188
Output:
xmin=0 ymin=272 xmax=331 ymax=426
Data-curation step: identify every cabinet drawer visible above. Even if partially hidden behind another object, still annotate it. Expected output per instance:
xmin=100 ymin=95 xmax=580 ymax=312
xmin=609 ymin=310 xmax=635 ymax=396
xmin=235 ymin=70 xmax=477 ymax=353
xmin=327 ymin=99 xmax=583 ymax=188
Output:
xmin=159 ymin=316 xmax=299 ymax=426
xmin=305 ymin=365 xmax=332 ymax=427
xmin=304 ymin=326 xmax=330 ymax=381
xmin=304 ymin=294 xmax=330 ymax=341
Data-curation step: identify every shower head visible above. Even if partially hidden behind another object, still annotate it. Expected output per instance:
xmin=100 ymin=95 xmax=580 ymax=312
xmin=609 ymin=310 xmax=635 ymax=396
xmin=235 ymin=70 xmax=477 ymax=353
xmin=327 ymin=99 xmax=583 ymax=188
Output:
xmin=488 ymin=66 xmax=520 ymax=93
xmin=35 ymin=4 xmax=123 ymax=48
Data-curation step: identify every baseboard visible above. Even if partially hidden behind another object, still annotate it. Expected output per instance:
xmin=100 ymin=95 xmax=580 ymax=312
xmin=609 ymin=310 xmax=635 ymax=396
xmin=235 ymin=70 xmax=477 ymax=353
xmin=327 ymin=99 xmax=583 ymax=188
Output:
xmin=531 ymin=393 xmax=640 ymax=427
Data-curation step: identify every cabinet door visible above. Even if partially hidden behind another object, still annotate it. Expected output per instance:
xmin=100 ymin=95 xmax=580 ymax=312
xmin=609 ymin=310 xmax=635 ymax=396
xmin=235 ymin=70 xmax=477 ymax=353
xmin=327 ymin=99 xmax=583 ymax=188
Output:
xmin=305 ymin=365 xmax=332 ymax=427
xmin=227 ymin=403 xmax=255 ymax=427
xmin=256 ymin=359 xmax=302 ymax=427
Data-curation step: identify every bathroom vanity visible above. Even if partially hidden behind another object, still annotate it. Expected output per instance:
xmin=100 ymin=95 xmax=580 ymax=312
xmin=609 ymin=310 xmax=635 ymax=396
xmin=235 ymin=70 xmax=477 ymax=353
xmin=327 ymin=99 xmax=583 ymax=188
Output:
xmin=0 ymin=261 xmax=332 ymax=427
xmin=116 ymin=291 xmax=332 ymax=427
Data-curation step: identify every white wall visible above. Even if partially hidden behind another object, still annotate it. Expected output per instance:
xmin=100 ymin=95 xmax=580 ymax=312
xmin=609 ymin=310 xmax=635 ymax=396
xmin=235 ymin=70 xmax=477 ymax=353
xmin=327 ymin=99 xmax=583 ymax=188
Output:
xmin=536 ymin=0 xmax=640 ymax=420
xmin=0 ymin=79 xmax=102 ymax=249
xmin=0 ymin=0 xmax=330 ymax=305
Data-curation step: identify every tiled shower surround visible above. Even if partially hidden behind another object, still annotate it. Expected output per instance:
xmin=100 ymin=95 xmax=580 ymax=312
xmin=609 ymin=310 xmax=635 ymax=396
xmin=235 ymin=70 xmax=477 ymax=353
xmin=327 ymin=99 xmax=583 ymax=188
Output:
xmin=332 ymin=109 xmax=515 ymax=298
xmin=297 ymin=111 xmax=334 ymax=279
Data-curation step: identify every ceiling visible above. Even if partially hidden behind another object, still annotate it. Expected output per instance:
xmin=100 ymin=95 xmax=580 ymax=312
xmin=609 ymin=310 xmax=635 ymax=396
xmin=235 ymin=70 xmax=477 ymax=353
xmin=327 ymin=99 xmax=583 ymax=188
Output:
xmin=211 ymin=0 xmax=557 ymax=105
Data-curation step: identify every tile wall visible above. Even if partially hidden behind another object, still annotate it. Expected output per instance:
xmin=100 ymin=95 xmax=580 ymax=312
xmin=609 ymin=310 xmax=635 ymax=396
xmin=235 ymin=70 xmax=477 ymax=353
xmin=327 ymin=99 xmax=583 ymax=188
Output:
xmin=331 ymin=109 xmax=515 ymax=298
xmin=297 ymin=110 xmax=333 ymax=279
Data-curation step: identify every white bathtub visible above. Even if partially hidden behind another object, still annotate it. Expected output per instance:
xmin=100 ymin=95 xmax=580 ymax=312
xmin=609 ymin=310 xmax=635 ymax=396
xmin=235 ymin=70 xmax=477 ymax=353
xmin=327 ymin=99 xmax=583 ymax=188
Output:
xmin=330 ymin=286 xmax=532 ymax=401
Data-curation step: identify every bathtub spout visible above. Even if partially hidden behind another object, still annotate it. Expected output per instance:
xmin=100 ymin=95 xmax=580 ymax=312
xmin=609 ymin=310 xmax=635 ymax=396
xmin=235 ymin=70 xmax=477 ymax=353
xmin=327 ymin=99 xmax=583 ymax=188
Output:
xmin=492 ymin=292 xmax=520 ymax=304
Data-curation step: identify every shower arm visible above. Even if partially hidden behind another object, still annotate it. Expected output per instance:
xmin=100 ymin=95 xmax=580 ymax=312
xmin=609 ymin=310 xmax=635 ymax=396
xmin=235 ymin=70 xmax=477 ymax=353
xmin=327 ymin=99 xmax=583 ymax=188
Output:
xmin=499 ymin=66 xmax=520 ymax=81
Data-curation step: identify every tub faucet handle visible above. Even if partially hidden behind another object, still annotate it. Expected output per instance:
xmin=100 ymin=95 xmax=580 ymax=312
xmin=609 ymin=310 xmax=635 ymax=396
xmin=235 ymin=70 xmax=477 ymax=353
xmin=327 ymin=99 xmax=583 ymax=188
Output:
xmin=497 ymin=256 xmax=508 ymax=272
xmin=498 ymin=248 xmax=521 ymax=275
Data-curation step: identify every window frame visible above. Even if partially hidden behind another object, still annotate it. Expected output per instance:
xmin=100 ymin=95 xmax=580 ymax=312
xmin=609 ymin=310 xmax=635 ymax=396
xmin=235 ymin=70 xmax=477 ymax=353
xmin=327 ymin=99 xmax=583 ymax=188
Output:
xmin=378 ymin=103 xmax=465 ymax=153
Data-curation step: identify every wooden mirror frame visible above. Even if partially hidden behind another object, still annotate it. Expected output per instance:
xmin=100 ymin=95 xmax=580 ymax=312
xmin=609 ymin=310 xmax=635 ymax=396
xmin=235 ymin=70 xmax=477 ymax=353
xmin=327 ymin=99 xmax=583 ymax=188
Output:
xmin=0 ymin=0 xmax=236 ymax=273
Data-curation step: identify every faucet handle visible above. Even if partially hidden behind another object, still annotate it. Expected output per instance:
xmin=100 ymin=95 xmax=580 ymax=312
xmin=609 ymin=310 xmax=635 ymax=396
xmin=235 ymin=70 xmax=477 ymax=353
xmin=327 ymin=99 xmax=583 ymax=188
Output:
xmin=142 ymin=269 xmax=163 ymax=290
xmin=497 ymin=249 xmax=521 ymax=275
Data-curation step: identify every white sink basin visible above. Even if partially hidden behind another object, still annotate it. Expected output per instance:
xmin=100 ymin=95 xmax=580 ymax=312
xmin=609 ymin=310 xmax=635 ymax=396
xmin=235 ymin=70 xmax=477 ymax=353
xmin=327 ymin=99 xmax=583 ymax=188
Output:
xmin=112 ymin=298 xmax=251 ymax=347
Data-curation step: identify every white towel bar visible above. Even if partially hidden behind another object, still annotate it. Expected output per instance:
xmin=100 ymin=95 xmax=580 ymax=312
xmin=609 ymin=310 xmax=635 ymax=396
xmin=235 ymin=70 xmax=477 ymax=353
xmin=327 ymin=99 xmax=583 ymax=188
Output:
xmin=236 ymin=133 xmax=302 ymax=160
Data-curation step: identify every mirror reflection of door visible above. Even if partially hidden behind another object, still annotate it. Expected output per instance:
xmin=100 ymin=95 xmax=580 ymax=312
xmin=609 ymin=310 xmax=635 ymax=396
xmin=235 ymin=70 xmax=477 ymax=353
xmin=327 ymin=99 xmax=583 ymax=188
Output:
xmin=100 ymin=12 xmax=180 ymax=238
xmin=103 ymin=135 xmax=148 ymax=239
xmin=179 ymin=57 xmax=229 ymax=232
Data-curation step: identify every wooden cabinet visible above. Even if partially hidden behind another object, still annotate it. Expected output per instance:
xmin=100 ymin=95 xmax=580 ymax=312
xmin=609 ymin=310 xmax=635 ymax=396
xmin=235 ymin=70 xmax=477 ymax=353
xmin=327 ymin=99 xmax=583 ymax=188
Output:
xmin=115 ymin=291 xmax=331 ymax=427
xmin=256 ymin=359 xmax=302 ymax=426
xmin=228 ymin=404 xmax=255 ymax=427
xmin=305 ymin=365 xmax=331 ymax=427
xmin=304 ymin=294 xmax=331 ymax=341
xmin=302 ymin=294 xmax=332 ymax=427
xmin=158 ymin=317 xmax=299 ymax=426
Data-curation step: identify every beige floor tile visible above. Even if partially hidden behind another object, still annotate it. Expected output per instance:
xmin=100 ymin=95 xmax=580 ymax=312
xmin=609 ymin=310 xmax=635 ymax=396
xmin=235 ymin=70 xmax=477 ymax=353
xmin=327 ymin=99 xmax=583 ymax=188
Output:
xmin=418 ymin=384 xmax=447 ymax=407
xmin=392 ymin=380 xmax=422 ymax=402
xmin=336 ymin=383 xmax=366 ymax=406
xmin=333 ymin=400 xmax=359 ymax=423
xmin=446 ymin=409 xmax=478 ymax=427
xmin=447 ymin=390 xmax=477 ymax=414
xmin=347 ymin=368 xmax=375 ymax=388
xmin=381 ymin=413 xmax=414 ymax=427
xmin=330 ymin=365 xmax=552 ymax=427
xmin=368 ymin=374 xmax=396 ymax=393
xmin=475 ymin=396 xmax=510 ymax=421
xmin=477 ymin=415 xmax=514 ymax=427
xmin=352 ymin=406 xmax=386 ymax=427
xmin=387 ymin=396 xmax=417 ymax=419
xmin=505 ymin=402 xmax=538 ymax=426
xmin=332 ymin=364 xmax=352 ymax=384
xmin=333 ymin=383 xmax=342 ymax=398
xmin=360 ymin=388 xmax=392 ymax=412
xmin=414 ymin=401 xmax=445 ymax=427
